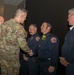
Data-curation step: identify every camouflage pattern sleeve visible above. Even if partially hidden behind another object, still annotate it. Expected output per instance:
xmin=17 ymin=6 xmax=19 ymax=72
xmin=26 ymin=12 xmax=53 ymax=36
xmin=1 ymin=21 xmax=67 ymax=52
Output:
xmin=16 ymin=25 xmax=30 ymax=53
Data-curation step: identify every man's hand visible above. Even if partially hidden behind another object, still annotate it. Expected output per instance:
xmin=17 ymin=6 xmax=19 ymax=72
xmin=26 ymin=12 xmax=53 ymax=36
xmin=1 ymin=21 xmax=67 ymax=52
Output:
xmin=60 ymin=57 xmax=69 ymax=66
xmin=23 ymin=54 xmax=28 ymax=61
xmin=28 ymin=50 xmax=34 ymax=56
xmin=48 ymin=66 xmax=55 ymax=73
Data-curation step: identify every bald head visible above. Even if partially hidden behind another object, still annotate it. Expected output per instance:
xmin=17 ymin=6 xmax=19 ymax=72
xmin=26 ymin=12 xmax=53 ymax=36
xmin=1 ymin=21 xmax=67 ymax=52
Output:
xmin=0 ymin=16 xmax=4 ymax=25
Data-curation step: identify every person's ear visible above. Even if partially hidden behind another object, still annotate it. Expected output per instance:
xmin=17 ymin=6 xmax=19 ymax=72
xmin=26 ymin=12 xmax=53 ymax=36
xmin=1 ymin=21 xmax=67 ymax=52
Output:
xmin=47 ymin=27 xmax=50 ymax=31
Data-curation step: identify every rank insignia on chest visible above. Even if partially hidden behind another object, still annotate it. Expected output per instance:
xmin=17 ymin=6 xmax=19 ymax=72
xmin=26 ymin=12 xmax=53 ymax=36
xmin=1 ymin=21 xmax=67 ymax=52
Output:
xmin=42 ymin=35 xmax=46 ymax=40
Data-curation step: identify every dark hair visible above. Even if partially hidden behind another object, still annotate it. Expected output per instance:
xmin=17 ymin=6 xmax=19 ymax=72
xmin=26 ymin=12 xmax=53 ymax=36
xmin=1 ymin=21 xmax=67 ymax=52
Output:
xmin=29 ymin=24 xmax=37 ymax=28
xmin=44 ymin=22 xmax=52 ymax=29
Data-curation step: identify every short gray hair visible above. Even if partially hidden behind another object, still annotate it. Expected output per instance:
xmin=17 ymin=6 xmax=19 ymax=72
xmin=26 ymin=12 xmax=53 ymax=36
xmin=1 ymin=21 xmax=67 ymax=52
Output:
xmin=15 ymin=8 xmax=28 ymax=17
xmin=68 ymin=8 xmax=74 ymax=15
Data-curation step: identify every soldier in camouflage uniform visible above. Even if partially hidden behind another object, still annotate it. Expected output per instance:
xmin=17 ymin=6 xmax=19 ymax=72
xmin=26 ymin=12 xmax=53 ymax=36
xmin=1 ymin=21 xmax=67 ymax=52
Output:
xmin=0 ymin=9 xmax=33 ymax=75
xmin=0 ymin=16 xmax=4 ymax=75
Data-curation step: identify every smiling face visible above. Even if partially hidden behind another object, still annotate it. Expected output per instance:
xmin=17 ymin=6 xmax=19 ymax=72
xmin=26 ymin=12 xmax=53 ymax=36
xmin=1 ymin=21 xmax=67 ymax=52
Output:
xmin=41 ymin=22 xmax=47 ymax=33
xmin=41 ymin=22 xmax=51 ymax=34
xmin=29 ymin=25 xmax=37 ymax=35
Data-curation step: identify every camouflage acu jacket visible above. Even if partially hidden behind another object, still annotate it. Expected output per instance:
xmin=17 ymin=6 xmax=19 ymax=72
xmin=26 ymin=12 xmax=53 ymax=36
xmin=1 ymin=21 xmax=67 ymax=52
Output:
xmin=0 ymin=19 xmax=30 ymax=63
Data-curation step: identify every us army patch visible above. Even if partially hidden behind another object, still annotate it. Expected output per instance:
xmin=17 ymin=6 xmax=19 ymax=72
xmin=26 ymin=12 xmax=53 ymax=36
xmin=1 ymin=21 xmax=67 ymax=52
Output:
xmin=35 ymin=37 xmax=40 ymax=41
xmin=51 ymin=37 xmax=57 ymax=43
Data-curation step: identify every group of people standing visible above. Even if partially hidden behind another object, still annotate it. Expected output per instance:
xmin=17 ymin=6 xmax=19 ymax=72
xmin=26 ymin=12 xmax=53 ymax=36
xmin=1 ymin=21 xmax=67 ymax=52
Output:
xmin=0 ymin=8 xmax=74 ymax=75
xmin=19 ymin=22 xmax=59 ymax=75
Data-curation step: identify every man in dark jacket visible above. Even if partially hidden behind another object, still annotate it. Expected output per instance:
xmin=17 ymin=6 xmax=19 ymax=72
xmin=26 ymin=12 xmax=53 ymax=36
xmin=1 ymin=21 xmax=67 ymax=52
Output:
xmin=60 ymin=8 xmax=74 ymax=75
xmin=38 ymin=22 xmax=59 ymax=75
xmin=20 ymin=24 xmax=40 ymax=75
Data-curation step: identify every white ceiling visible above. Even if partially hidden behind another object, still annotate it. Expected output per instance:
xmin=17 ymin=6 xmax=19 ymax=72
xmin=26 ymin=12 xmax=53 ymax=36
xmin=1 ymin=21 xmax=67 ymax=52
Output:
xmin=4 ymin=0 xmax=23 ymax=6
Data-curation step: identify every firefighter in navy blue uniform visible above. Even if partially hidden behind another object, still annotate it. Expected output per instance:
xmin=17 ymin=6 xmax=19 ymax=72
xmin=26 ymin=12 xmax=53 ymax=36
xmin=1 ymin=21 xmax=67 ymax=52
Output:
xmin=38 ymin=22 xmax=59 ymax=75
xmin=60 ymin=8 xmax=74 ymax=75
xmin=23 ymin=24 xmax=40 ymax=75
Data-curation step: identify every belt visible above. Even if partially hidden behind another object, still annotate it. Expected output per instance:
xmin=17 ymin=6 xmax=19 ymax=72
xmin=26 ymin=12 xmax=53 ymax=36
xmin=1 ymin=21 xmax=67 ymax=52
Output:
xmin=39 ymin=58 xmax=51 ymax=62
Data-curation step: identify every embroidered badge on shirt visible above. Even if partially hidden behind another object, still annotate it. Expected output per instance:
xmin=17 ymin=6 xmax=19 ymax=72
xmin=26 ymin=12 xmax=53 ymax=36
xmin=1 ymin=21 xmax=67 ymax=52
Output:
xmin=35 ymin=37 xmax=40 ymax=41
xmin=51 ymin=37 xmax=57 ymax=43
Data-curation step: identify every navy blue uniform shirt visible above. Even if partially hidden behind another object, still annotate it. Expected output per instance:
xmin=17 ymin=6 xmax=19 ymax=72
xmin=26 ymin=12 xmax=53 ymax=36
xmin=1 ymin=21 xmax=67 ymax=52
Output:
xmin=27 ymin=33 xmax=40 ymax=57
xmin=62 ymin=28 xmax=74 ymax=63
xmin=38 ymin=33 xmax=59 ymax=67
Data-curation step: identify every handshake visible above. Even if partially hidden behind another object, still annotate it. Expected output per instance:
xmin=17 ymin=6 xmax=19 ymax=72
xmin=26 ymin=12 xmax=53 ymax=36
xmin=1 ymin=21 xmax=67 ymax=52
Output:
xmin=23 ymin=50 xmax=34 ymax=61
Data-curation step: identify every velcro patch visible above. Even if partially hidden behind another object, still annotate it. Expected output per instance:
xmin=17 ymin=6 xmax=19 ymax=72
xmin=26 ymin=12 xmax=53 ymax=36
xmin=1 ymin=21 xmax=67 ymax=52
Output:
xmin=51 ymin=37 xmax=57 ymax=43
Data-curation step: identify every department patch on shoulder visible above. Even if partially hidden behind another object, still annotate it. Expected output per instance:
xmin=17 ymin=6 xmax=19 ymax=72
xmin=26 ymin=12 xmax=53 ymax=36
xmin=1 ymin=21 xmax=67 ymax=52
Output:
xmin=35 ymin=37 xmax=40 ymax=41
xmin=51 ymin=37 xmax=57 ymax=43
